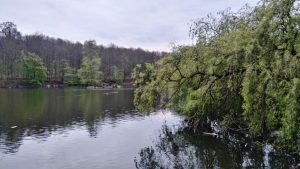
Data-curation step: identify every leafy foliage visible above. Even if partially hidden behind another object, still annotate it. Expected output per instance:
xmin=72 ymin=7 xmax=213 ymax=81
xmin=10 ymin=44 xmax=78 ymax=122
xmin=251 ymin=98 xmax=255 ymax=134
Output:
xmin=133 ymin=0 xmax=300 ymax=151
xmin=112 ymin=66 xmax=124 ymax=85
xmin=19 ymin=52 xmax=47 ymax=85
xmin=78 ymin=57 xmax=102 ymax=85
xmin=0 ymin=23 xmax=163 ymax=83
xmin=77 ymin=41 xmax=103 ymax=85
xmin=60 ymin=59 xmax=77 ymax=84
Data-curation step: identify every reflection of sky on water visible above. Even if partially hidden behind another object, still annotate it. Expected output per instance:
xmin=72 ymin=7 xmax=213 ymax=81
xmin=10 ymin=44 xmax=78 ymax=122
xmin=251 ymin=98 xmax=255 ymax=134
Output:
xmin=0 ymin=89 xmax=183 ymax=169
xmin=0 ymin=89 xmax=298 ymax=169
xmin=0 ymin=111 xmax=181 ymax=169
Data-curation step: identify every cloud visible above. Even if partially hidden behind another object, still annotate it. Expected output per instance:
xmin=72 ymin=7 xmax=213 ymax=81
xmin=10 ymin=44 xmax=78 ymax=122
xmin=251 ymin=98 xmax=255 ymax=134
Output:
xmin=0 ymin=0 xmax=259 ymax=51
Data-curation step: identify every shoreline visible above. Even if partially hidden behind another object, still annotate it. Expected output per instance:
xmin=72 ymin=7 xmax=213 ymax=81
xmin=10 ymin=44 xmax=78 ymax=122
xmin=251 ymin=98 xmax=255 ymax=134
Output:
xmin=0 ymin=82 xmax=133 ymax=89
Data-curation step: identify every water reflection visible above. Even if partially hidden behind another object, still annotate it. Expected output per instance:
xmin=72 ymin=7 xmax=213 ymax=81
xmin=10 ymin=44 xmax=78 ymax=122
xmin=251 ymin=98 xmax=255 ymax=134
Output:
xmin=0 ymin=88 xmax=136 ymax=154
xmin=135 ymin=124 xmax=300 ymax=169
xmin=0 ymin=89 xmax=299 ymax=168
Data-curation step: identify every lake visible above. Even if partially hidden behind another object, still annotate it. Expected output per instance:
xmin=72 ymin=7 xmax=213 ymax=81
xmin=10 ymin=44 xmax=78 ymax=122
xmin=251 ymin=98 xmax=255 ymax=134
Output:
xmin=0 ymin=88 xmax=298 ymax=169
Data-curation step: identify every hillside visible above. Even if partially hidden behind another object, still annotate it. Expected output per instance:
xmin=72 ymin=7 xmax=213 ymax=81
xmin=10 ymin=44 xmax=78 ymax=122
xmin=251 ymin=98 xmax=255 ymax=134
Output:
xmin=0 ymin=22 xmax=165 ymax=86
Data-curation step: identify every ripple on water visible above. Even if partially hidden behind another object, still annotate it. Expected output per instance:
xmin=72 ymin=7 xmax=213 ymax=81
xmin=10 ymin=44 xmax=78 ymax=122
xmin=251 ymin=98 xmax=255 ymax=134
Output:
xmin=0 ymin=89 xmax=299 ymax=169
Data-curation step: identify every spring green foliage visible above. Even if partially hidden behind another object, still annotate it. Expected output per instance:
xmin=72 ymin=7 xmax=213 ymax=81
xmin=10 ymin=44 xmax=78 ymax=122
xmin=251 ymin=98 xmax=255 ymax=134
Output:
xmin=6 ymin=40 xmax=104 ymax=86
xmin=112 ymin=66 xmax=124 ymax=85
xmin=60 ymin=60 xmax=77 ymax=84
xmin=132 ymin=63 xmax=160 ymax=112
xmin=77 ymin=41 xmax=103 ymax=85
xmin=19 ymin=52 xmax=47 ymax=85
xmin=78 ymin=57 xmax=103 ymax=85
xmin=133 ymin=0 xmax=300 ymax=151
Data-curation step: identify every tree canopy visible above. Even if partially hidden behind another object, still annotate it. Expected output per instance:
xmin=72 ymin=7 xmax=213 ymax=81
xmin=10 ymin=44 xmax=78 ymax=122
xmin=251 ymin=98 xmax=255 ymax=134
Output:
xmin=19 ymin=52 xmax=47 ymax=85
xmin=112 ymin=66 xmax=124 ymax=85
xmin=133 ymin=0 xmax=300 ymax=151
xmin=0 ymin=22 xmax=163 ymax=84
xmin=77 ymin=41 xmax=103 ymax=85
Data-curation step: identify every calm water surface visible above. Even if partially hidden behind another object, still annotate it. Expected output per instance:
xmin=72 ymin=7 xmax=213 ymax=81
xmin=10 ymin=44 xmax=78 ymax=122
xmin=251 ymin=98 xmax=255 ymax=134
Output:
xmin=0 ymin=89 xmax=298 ymax=169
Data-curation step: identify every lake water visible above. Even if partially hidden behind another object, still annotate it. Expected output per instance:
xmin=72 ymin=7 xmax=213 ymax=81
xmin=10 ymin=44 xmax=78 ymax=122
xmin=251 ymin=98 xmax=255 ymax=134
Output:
xmin=0 ymin=89 xmax=298 ymax=169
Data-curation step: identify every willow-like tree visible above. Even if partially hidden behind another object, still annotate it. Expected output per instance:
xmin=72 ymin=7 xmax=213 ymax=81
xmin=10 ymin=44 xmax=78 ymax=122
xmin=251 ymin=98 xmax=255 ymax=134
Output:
xmin=19 ymin=52 xmax=47 ymax=85
xmin=133 ymin=0 xmax=300 ymax=151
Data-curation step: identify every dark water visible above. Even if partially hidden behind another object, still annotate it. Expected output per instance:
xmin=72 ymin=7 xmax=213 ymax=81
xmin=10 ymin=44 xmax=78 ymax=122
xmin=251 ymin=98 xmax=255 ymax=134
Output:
xmin=0 ymin=89 xmax=298 ymax=169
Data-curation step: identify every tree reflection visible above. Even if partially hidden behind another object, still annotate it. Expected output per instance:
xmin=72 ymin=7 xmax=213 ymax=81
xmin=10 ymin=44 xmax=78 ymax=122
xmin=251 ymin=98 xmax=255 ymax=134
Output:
xmin=0 ymin=89 xmax=135 ymax=153
xmin=135 ymin=124 xmax=299 ymax=169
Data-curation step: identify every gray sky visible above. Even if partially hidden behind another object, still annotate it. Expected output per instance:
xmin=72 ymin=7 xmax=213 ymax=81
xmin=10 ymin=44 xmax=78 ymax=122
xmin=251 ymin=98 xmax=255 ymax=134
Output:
xmin=0 ymin=0 xmax=259 ymax=51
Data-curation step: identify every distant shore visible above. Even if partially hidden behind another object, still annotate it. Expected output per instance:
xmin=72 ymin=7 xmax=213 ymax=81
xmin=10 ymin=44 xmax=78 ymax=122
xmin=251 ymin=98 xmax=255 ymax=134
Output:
xmin=0 ymin=81 xmax=133 ymax=89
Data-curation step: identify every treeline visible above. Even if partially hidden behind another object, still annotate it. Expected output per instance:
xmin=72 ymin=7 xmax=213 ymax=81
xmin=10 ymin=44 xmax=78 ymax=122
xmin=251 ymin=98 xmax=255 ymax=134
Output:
xmin=0 ymin=22 xmax=164 ymax=85
xmin=133 ymin=0 xmax=300 ymax=151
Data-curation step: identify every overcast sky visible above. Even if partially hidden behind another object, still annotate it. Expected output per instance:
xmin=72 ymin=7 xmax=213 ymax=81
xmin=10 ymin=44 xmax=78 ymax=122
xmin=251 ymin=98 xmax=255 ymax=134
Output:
xmin=0 ymin=0 xmax=259 ymax=51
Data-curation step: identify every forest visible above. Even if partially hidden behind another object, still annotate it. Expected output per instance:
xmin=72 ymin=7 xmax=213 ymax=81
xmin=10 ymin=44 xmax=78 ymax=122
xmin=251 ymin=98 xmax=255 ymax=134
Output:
xmin=133 ymin=0 xmax=300 ymax=152
xmin=0 ymin=22 xmax=164 ymax=86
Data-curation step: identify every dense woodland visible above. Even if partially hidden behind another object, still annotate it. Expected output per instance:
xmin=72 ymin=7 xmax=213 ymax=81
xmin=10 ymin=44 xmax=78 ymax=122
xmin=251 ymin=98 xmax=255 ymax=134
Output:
xmin=133 ymin=0 xmax=300 ymax=152
xmin=0 ymin=22 xmax=164 ymax=86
